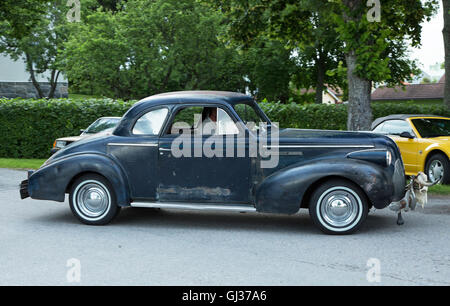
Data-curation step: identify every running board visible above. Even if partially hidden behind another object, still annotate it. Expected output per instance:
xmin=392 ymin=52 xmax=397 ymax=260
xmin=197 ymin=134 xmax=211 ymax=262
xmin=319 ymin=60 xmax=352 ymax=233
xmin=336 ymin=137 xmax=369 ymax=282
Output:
xmin=130 ymin=202 xmax=256 ymax=212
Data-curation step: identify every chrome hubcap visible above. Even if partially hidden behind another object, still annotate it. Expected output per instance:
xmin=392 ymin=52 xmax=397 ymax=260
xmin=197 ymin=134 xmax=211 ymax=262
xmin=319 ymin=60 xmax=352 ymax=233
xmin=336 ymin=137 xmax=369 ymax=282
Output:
xmin=428 ymin=160 xmax=444 ymax=183
xmin=75 ymin=181 xmax=110 ymax=218
xmin=320 ymin=189 xmax=359 ymax=228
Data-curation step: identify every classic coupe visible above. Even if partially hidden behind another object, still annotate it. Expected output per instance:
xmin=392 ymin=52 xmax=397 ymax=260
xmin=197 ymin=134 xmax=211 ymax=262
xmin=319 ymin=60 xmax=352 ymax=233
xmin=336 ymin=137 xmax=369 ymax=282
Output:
xmin=372 ymin=115 xmax=450 ymax=184
xmin=21 ymin=91 xmax=406 ymax=234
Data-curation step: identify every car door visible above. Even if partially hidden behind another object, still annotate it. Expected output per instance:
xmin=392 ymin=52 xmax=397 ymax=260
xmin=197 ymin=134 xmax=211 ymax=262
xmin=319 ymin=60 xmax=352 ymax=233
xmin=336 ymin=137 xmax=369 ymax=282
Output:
xmin=382 ymin=119 xmax=419 ymax=174
xmin=157 ymin=105 xmax=252 ymax=203
xmin=108 ymin=107 xmax=169 ymax=200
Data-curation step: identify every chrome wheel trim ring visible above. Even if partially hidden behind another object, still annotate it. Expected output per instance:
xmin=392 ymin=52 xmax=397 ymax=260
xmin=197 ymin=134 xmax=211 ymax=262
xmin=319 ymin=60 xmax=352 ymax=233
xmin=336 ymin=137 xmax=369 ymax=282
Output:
xmin=428 ymin=160 xmax=444 ymax=183
xmin=316 ymin=186 xmax=363 ymax=232
xmin=72 ymin=180 xmax=111 ymax=221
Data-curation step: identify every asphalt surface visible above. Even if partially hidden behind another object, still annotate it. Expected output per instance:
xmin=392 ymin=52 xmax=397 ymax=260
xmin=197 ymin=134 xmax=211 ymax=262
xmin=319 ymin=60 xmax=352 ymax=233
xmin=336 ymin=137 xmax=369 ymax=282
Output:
xmin=0 ymin=168 xmax=449 ymax=286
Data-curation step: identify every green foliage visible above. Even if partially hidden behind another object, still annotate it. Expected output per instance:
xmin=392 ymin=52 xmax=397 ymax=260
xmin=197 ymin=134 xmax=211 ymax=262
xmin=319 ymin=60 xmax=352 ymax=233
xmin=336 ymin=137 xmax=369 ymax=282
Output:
xmin=0 ymin=0 xmax=47 ymax=39
xmin=1 ymin=98 xmax=449 ymax=159
xmin=260 ymin=101 xmax=450 ymax=130
xmin=63 ymin=0 xmax=247 ymax=99
xmin=0 ymin=98 xmax=136 ymax=158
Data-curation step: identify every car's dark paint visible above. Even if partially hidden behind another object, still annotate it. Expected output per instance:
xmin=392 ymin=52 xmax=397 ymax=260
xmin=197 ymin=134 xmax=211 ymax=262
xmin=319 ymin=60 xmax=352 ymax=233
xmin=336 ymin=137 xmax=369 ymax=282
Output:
xmin=23 ymin=91 xmax=406 ymax=215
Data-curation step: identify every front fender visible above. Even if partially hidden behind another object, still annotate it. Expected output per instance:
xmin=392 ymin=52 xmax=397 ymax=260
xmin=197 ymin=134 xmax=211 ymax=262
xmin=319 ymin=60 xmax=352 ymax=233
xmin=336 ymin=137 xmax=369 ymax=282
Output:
xmin=255 ymin=158 xmax=394 ymax=214
xmin=28 ymin=153 xmax=130 ymax=206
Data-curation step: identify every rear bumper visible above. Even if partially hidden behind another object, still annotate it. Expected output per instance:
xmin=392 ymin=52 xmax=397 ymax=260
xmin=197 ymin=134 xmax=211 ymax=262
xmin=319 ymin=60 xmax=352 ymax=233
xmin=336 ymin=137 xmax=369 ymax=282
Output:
xmin=20 ymin=179 xmax=29 ymax=199
xmin=19 ymin=170 xmax=34 ymax=199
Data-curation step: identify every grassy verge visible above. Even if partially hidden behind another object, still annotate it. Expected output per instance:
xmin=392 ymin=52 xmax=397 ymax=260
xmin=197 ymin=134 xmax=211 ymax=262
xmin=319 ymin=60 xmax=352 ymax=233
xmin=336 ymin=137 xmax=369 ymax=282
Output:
xmin=0 ymin=158 xmax=46 ymax=170
xmin=428 ymin=184 xmax=450 ymax=196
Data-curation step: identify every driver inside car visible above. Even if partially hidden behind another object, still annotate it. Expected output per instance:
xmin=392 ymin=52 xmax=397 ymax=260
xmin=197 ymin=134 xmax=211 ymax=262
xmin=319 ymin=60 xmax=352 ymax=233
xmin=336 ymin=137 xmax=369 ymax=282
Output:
xmin=200 ymin=107 xmax=217 ymax=135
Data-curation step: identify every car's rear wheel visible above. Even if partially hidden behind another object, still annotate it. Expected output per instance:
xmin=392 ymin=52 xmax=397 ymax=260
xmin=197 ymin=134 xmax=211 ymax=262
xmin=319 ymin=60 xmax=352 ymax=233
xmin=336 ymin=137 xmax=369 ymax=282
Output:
xmin=69 ymin=174 xmax=120 ymax=225
xmin=309 ymin=179 xmax=369 ymax=235
xmin=425 ymin=153 xmax=449 ymax=184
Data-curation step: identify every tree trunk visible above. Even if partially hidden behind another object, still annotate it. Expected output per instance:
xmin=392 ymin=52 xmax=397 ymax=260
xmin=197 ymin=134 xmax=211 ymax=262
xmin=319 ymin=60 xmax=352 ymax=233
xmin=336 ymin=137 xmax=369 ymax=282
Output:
xmin=315 ymin=59 xmax=325 ymax=104
xmin=345 ymin=51 xmax=373 ymax=131
xmin=443 ymin=0 xmax=450 ymax=109
xmin=25 ymin=53 xmax=44 ymax=98
xmin=48 ymin=70 xmax=60 ymax=99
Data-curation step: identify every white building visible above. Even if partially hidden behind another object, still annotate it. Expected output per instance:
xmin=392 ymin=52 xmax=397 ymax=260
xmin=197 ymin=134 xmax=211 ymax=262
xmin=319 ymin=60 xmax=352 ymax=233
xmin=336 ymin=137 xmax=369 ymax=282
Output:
xmin=0 ymin=54 xmax=68 ymax=98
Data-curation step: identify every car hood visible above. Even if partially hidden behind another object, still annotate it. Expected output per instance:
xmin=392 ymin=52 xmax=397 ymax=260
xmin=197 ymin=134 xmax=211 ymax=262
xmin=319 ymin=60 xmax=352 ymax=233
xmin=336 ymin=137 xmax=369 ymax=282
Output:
xmin=274 ymin=128 xmax=378 ymax=145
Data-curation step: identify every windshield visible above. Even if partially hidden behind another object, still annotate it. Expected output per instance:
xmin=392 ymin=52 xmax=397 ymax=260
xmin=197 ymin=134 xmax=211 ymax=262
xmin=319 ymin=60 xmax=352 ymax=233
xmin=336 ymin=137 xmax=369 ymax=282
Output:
xmin=85 ymin=118 xmax=120 ymax=134
xmin=233 ymin=102 xmax=270 ymax=132
xmin=411 ymin=118 xmax=450 ymax=138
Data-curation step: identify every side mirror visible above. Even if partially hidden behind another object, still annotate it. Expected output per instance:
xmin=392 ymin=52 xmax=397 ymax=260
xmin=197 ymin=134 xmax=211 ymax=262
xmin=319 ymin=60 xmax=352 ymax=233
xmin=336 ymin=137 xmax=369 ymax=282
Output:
xmin=400 ymin=131 xmax=415 ymax=139
xmin=80 ymin=129 xmax=85 ymax=133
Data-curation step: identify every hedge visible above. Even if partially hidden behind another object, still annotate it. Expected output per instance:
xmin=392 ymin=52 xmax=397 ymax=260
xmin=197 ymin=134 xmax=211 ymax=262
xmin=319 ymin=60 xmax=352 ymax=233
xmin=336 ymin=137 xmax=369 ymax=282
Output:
xmin=0 ymin=98 xmax=135 ymax=159
xmin=0 ymin=98 xmax=449 ymax=159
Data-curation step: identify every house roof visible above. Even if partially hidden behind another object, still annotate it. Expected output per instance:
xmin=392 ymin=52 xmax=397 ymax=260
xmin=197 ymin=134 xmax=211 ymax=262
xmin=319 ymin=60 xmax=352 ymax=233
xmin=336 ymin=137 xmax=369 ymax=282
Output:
xmin=371 ymin=83 xmax=444 ymax=101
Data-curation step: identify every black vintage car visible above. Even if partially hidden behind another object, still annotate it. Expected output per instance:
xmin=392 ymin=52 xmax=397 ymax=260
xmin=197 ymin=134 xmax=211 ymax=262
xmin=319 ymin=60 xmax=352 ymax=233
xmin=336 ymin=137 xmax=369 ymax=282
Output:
xmin=20 ymin=91 xmax=405 ymax=234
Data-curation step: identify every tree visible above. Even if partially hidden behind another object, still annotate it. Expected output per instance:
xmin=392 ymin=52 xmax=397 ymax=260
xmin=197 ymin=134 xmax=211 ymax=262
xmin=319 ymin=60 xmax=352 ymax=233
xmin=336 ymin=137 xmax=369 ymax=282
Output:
xmin=0 ymin=0 xmax=47 ymax=39
xmin=214 ymin=0 xmax=345 ymax=104
xmin=0 ymin=1 xmax=67 ymax=98
xmin=215 ymin=0 xmax=436 ymax=129
xmin=443 ymin=0 xmax=450 ymax=108
xmin=242 ymin=37 xmax=296 ymax=102
xmin=63 ymin=0 xmax=248 ymax=99
xmin=331 ymin=0 xmax=436 ymax=130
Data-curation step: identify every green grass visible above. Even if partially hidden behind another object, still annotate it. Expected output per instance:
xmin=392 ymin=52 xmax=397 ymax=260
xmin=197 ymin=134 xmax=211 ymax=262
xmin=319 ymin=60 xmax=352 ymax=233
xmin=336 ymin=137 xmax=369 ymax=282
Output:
xmin=0 ymin=158 xmax=46 ymax=170
xmin=428 ymin=184 xmax=450 ymax=195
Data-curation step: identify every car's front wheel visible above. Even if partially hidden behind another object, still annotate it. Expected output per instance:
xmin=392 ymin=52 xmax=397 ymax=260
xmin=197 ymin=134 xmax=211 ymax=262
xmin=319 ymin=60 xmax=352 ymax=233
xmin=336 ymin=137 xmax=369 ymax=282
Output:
xmin=309 ymin=179 xmax=369 ymax=235
xmin=69 ymin=174 xmax=120 ymax=225
xmin=425 ymin=153 xmax=449 ymax=184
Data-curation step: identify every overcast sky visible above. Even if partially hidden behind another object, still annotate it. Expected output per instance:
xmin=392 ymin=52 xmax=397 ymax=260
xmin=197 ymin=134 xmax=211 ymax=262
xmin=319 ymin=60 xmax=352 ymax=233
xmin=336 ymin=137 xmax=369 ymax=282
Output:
xmin=410 ymin=1 xmax=445 ymax=78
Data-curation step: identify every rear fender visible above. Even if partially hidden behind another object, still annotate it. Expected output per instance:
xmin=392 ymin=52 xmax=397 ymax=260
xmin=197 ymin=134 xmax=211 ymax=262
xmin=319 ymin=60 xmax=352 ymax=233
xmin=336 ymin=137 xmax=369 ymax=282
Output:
xmin=28 ymin=153 xmax=130 ymax=206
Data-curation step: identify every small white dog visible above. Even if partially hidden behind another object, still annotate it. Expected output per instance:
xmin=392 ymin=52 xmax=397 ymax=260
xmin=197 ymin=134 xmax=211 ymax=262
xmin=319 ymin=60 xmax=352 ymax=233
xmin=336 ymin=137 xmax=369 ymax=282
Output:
xmin=389 ymin=172 xmax=437 ymax=225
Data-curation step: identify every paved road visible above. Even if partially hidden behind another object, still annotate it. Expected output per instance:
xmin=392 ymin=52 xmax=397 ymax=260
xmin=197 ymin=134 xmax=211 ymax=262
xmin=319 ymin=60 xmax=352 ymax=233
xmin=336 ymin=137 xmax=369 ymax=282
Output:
xmin=0 ymin=168 xmax=449 ymax=286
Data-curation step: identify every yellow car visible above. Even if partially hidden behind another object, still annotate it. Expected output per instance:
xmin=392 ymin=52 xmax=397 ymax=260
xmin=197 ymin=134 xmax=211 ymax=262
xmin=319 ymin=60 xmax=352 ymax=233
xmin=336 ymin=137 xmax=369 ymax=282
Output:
xmin=371 ymin=115 xmax=450 ymax=184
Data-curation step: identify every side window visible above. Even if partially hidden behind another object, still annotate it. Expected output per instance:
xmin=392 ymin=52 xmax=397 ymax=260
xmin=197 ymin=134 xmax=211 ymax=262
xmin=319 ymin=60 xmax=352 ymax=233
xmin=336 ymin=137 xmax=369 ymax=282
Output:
xmin=382 ymin=120 xmax=413 ymax=136
xmin=167 ymin=106 xmax=238 ymax=135
xmin=372 ymin=122 xmax=385 ymax=133
xmin=133 ymin=108 xmax=168 ymax=135
xmin=217 ymin=108 xmax=239 ymax=135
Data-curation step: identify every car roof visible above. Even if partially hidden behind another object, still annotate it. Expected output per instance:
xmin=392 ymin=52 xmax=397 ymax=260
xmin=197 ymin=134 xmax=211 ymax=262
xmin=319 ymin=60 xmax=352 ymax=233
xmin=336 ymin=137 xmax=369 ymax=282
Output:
xmin=138 ymin=90 xmax=253 ymax=106
xmin=114 ymin=91 xmax=256 ymax=136
xmin=371 ymin=114 xmax=449 ymax=129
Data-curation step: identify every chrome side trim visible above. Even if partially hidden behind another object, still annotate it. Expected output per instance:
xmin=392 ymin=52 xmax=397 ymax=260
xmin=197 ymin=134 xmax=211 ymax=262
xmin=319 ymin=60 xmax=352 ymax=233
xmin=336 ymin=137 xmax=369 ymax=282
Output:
xmin=158 ymin=148 xmax=172 ymax=151
xmin=264 ymin=144 xmax=375 ymax=149
xmin=107 ymin=143 xmax=158 ymax=147
xmin=130 ymin=202 xmax=256 ymax=212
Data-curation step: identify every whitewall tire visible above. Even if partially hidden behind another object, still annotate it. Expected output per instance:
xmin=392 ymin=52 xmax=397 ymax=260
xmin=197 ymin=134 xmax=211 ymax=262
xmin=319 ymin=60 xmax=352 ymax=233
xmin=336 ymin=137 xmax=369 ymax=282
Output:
xmin=309 ymin=179 xmax=369 ymax=235
xmin=69 ymin=174 xmax=120 ymax=225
